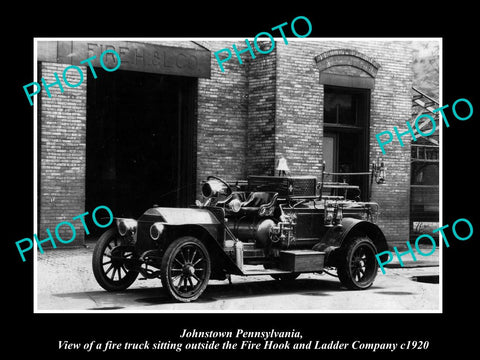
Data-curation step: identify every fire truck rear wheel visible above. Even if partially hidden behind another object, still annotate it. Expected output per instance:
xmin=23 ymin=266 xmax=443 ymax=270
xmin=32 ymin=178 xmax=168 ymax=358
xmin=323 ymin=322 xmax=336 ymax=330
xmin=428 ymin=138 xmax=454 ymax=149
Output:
xmin=337 ymin=236 xmax=378 ymax=290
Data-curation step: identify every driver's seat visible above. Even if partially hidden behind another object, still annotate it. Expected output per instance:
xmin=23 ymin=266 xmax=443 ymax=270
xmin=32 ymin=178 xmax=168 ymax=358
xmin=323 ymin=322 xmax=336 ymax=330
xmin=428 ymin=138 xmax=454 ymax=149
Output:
xmin=240 ymin=192 xmax=278 ymax=214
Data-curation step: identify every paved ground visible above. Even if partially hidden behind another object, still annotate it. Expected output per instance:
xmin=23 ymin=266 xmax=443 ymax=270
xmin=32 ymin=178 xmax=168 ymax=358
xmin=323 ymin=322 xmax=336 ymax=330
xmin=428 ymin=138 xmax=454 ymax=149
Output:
xmin=35 ymin=242 xmax=440 ymax=312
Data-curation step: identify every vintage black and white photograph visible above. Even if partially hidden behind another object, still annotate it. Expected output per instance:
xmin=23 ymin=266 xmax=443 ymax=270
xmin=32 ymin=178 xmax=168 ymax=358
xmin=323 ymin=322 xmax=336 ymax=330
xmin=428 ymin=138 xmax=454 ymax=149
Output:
xmin=32 ymin=37 xmax=441 ymax=312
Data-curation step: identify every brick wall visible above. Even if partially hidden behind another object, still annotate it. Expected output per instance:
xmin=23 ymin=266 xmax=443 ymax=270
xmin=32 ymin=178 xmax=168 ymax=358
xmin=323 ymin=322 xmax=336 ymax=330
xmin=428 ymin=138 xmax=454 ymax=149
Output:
xmin=196 ymin=40 xmax=278 ymax=187
xmin=196 ymin=41 xmax=249 ymax=195
xmin=246 ymin=44 xmax=277 ymax=176
xmin=275 ymin=40 xmax=323 ymax=177
xmin=367 ymin=42 xmax=414 ymax=247
xmin=38 ymin=62 xmax=87 ymax=247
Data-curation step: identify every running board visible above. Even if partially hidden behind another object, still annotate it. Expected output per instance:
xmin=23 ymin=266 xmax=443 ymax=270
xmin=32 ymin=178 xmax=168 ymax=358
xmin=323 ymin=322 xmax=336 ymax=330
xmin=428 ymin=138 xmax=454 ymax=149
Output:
xmin=242 ymin=268 xmax=293 ymax=276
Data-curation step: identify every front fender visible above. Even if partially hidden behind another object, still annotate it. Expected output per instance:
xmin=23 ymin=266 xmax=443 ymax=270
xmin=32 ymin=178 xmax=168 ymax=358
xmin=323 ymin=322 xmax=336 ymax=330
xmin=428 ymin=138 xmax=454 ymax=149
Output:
xmin=161 ymin=223 xmax=243 ymax=277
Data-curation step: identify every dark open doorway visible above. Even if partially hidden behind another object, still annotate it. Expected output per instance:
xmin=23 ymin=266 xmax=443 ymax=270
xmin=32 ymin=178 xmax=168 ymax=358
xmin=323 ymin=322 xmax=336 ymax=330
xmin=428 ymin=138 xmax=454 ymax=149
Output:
xmin=85 ymin=68 xmax=196 ymax=236
xmin=323 ymin=86 xmax=370 ymax=200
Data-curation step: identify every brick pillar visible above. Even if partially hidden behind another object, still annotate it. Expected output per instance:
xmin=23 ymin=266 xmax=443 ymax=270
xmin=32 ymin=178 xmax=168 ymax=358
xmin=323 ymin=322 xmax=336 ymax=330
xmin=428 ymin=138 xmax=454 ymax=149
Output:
xmin=275 ymin=42 xmax=323 ymax=178
xmin=197 ymin=41 xmax=249 ymax=197
xmin=38 ymin=62 xmax=87 ymax=247
xmin=246 ymin=46 xmax=277 ymax=176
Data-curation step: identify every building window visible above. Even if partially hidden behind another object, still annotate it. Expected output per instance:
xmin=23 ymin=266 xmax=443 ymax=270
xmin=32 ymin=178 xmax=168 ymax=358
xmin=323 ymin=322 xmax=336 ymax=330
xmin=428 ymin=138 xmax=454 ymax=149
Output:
xmin=324 ymin=92 xmax=359 ymax=125
xmin=410 ymin=143 xmax=439 ymax=217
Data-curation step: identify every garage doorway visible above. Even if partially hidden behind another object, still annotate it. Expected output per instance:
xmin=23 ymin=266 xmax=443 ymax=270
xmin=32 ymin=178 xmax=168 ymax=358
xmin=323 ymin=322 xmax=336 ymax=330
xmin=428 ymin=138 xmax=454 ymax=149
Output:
xmin=85 ymin=68 xmax=196 ymax=235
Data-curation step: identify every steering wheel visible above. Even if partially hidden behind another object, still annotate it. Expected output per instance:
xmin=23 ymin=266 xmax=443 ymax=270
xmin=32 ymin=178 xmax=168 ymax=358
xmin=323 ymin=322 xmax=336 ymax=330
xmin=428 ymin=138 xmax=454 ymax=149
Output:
xmin=207 ymin=175 xmax=233 ymax=197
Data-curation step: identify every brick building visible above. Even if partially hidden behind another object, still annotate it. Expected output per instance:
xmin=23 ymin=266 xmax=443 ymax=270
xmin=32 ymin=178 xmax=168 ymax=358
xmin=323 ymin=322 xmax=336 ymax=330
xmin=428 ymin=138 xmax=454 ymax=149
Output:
xmin=35 ymin=39 xmax=435 ymax=248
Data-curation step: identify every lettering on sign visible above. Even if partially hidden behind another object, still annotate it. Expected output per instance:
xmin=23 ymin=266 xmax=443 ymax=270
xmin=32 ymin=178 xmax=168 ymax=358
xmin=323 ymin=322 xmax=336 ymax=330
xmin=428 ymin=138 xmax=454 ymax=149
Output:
xmin=15 ymin=205 xmax=114 ymax=262
xmin=36 ymin=40 xmax=211 ymax=78
xmin=376 ymin=217 xmax=474 ymax=274
xmin=23 ymin=49 xmax=121 ymax=106
xmin=214 ymin=15 xmax=313 ymax=72
xmin=375 ymin=97 xmax=474 ymax=155
xmin=85 ymin=43 xmax=199 ymax=70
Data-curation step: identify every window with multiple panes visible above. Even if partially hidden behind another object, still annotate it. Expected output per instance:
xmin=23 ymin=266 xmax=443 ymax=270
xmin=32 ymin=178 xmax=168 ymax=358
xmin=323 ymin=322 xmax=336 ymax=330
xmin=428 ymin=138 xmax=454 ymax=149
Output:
xmin=323 ymin=86 xmax=370 ymax=200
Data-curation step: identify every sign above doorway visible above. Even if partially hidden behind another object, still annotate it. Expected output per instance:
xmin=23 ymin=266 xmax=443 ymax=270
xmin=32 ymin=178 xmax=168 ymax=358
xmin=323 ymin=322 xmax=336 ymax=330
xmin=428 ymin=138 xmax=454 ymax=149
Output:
xmin=37 ymin=40 xmax=211 ymax=78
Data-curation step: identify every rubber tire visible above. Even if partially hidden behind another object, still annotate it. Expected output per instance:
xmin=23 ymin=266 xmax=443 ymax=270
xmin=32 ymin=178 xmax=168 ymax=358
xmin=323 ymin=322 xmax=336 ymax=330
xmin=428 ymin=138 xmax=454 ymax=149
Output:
xmin=92 ymin=228 xmax=139 ymax=292
xmin=337 ymin=236 xmax=378 ymax=290
xmin=160 ymin=236 xmax=211 ymax=303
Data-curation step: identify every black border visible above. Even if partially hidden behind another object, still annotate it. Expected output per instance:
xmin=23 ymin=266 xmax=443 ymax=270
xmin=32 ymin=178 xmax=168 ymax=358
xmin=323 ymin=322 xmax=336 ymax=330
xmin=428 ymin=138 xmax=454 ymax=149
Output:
xmin=7 ymin=7 xmax=478 ymax=357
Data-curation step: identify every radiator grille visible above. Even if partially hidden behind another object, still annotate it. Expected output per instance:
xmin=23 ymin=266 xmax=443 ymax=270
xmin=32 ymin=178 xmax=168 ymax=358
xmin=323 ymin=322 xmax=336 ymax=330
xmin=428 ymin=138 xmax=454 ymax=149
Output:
xmin=136 ymin=219 xmax=157 ymax=253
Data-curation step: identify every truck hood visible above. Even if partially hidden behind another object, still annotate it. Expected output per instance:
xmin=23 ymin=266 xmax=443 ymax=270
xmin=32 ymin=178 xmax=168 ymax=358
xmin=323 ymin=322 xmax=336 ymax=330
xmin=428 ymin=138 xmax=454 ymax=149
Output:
xmin=142 ymin=207 xmax=220 ymax=225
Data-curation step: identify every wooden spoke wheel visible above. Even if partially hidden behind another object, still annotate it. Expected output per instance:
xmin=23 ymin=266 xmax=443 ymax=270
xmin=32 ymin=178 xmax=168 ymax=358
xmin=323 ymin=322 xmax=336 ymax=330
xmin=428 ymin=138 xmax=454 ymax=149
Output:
xmin=160 ymin=236 xmax=211 ymax=302
xmin=92 ymin=228 xmax=138 ymax=291
xmin=337 ymin=236 xmax=378 ymax=290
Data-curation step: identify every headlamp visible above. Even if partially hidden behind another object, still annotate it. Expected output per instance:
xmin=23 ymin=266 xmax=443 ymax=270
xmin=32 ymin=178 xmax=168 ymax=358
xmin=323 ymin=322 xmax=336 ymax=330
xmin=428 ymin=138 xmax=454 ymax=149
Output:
xmin=228 ymin=198 xmax=242 ymax=213
xmin=201 ymin=179 xmax=230 ymax=198
xmin=116 ymin=218 xmax=137 ymax=236
xmin=150 ymin=222 xmax=165 ymax=241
